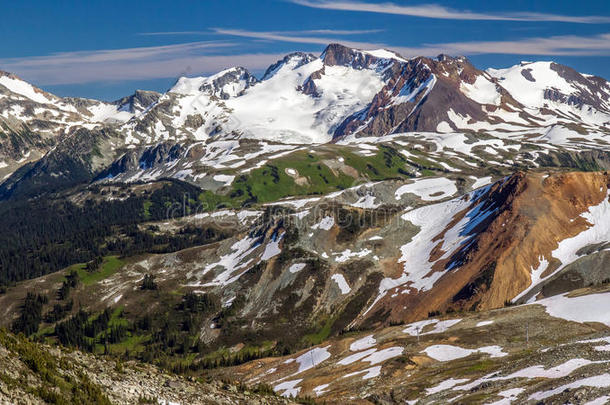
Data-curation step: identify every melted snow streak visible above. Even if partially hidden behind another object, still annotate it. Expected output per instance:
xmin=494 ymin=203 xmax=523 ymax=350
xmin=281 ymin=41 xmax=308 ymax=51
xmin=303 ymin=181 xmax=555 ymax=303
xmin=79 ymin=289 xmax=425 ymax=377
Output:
xmin=185 ymin=235 xmax=262 ymax=287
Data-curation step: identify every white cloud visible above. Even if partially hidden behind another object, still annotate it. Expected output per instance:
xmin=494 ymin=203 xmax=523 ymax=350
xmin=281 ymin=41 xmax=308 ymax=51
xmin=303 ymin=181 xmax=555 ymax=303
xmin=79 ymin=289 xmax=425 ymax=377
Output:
xmin=216 ymin=29 xmax=610 ymax=57
xmin=2 ymin=30 xmax=609 ymax=86
xmin=212 ymin=28 xmax=383 ymax=49
xmin=399 ymin=33 xmax=610 ymax=57
xmin=140 ymin=28 xmax=383 ymax=36
xmin=0 ymin=41 xmax=287 ymax=85
xmin=291 ymin=0 xmax=610 ymax=23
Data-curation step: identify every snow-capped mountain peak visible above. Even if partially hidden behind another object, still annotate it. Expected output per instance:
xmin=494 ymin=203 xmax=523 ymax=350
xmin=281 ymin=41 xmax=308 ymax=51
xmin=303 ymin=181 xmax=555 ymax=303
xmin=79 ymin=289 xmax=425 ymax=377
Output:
xmin=0 ymin=43 xmax=608 ymax=174
xmin=170 ymin=66 xmax=257 ymax=99
xmin=261 ymin=52 xmax=318 ymax=81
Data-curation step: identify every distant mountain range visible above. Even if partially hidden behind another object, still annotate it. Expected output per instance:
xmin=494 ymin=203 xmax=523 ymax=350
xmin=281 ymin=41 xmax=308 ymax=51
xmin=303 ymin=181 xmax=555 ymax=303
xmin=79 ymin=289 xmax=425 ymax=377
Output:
xmin=1 ymin=43 xmax=608 ymax=174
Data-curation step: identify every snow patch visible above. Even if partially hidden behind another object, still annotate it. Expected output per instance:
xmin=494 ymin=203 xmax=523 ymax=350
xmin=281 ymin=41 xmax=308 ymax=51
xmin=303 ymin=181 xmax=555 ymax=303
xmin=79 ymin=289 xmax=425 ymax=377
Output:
xmin=331 ymin=274 xmax=351 ymax=294
xmin=350 ymin=335 xmax=376 ymax=351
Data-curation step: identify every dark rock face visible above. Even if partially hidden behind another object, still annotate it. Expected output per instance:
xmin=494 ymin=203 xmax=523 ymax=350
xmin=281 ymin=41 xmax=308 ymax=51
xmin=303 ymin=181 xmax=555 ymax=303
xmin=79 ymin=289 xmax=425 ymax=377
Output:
xmin=114 ymin=90 xmax=161 ymax=114
xmin=333 ymin=54 xmax=491 ymax=138
xmin=139 ymin=143 xmax=185 ymax=169
xmin=95 ymin=142 xmax=186 ymax=181
xmin=0 ymin=128 xmax=116 ymax=200
xmin=521 ymin=68 xmax=536 ymax=82
xmin=199 ymin=67 xmax=257 ymax=99
xmin=546 ymin=62 xmax=610 ymax=112
xmin=322 ymin=43 xmax=380 ymax=69
xmin=300 ymin=68 xmax=324 ymax=97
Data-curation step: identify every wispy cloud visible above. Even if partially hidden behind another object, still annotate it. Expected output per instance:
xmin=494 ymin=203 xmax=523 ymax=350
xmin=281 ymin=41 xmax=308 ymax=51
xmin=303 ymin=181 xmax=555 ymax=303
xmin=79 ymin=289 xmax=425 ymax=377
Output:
xmin=0 ymin=41 xmax=286 ymax=85
xmin=291 ymin=0 xmax=610 ymax=23
xmin=215 ymin=28 xmax=610 ymax=57
xmin=397 ymin=33 xmax=610 ymax=57
xmin=140 ymin=28 xmax=383 ymax=36
xmin=212 ymin=28 xmax=384 ymax=49
xmin=4 ymin=30 xmax=610 ymax=87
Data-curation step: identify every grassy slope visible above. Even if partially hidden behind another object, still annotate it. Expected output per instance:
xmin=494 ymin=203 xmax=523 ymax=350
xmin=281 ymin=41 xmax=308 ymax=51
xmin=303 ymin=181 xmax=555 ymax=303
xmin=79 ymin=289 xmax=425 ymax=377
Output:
xmin=198 ymin=145 xmax=421 ymax=211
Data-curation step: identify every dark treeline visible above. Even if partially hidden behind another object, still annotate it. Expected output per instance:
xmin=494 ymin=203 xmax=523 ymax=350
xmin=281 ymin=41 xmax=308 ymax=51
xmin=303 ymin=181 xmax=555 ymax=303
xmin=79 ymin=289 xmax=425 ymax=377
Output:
xmin=11 ymin=292 xmax=48 ymax=335
xmin=0 ymin=180 xmax=226 ymax=286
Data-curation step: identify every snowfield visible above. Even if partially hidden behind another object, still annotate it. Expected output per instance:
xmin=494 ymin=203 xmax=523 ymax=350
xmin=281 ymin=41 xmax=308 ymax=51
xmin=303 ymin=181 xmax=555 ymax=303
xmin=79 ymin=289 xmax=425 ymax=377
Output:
xmin=538 ymin=291 xmax=610 ymax=327
xmin=350 ymin=335 xmax=376 ymax=351
xmin=294 ymin=346 xmax=331 ymax=374
xmin=331 ymin=274 xmax=351 ymax=294
xmin=422 ymin=344 xmax=506 ymax=362
xmin=402 ymin=318 xmax=462 ymax=336
xmin=394 ymin=177 xmax=457 ymax=201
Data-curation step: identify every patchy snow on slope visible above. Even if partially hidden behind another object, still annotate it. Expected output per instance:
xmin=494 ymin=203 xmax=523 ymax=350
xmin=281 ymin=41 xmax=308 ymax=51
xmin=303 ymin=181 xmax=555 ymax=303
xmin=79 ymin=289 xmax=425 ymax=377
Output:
xmin=289 ymin=263 xmax=306 ymax=274
xmin=212 ymin=174 xmax=235 ymax=186
xmin=312 ymin=384 xmax=330 ymax=396
xmin=476 ymin=320 xmax=494 ymax=327
xmin=436 ymin=121 xmax=452 ymax=133
xmin=0 ymin=75 xmax=55 ymax=105
xmin=460 ymin=75 xmax=501 ymax=105
xmin=529 ymin=373 xmax=610 ymax=401
xmin=343 ymin=366 xmax=382 ymax=380
xmin=488 ymin=388 xmax=525 ymax=405
xmin=186 ymin=235 xmax=260 ymax=287
xmin=274 ymin=379 xmax=302 ymax=398
xmin=331 ymin=274 xmax=351 ymax=294
xmin=400 ymin=185 xmax=494 ymax=288
xmin=312 ymin=216 xmax=335 ymax=230
xmin=509 ymin=358 xmax=595 ymax=379
xmin=538 ymin=291 xmax=610 ymax=327
xmin=261 ymin=232 xmax=284 ymax=260
xmin=470 ymin=176 xmax=492 ymax=189
xmin=393 ymin=74 xmax=437 ymax=106
xmin=454 ymin=358 xmax=599 ymax=391
xmin=478 ymin=346 xmax=508 ymax=358
xmin=361 ymin=347 xmax=403 ymax=365
xmin=87 ymin=102 xmax=133 ymax=123
xmin=551 ymin=190 xmax=610 ymax=268
xmin=426 ymin=378 xmax=469 ymax=395
xmin=295 ymin=346 xmax=331 ymax=374
xmin=583 ymin=395 xmax=610 ymax=405
xmin=423 ymin=345 xmax=474 ymax=362
xmin=337 ymin=348 xmax=378 ymax=366
xmin=423 ymin=344 xmax=506 ymax=361
xmin=403 ymin=318 xmax=462 ymax=336
xmin=334 ymin=248 xmax=372 ymax=263
xmin=351 ymin=194 xmax=380 ymax=209
xmin=350 ymin=335 xmax=376 ymax=351
xmin=395 ymin=177 xmax=457 ymax=201
xmin=365 ymin=190 xmax=481 ymax=314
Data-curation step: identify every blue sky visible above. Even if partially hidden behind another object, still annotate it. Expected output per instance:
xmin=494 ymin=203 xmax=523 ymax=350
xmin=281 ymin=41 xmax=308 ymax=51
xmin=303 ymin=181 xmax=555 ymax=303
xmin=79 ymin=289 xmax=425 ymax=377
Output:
xmin=2 ymin=0 xmax=609 ymax=101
